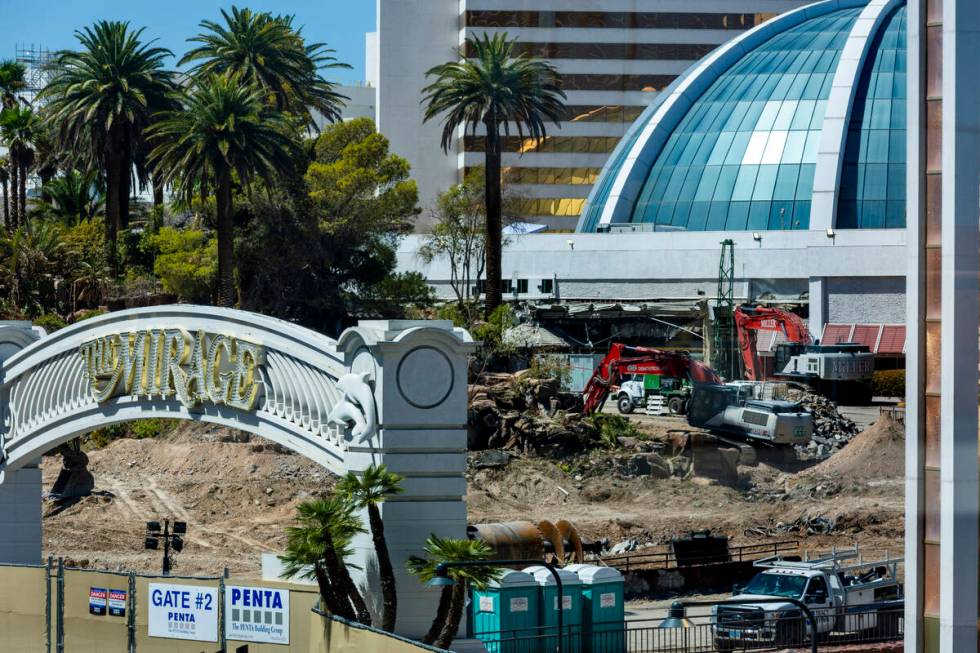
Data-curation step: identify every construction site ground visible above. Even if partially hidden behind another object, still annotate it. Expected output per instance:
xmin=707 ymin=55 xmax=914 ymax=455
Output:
xmin=40 ymin=403 xmax=904 ymax=591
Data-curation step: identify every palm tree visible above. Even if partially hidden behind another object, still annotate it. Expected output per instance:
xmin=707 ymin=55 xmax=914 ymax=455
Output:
xmin=423 ymin=33 xmax=565 ymax=317
xmin=181 ymin=6 xmax=349 ymax=127
xmin=148 ymin=73 xmax=301 ymax=307
xmin=41 ymin=171 xmax=103 ymax=225
xmin=337 ymin=464 xmax=404 ymax=632
xmin=0 ymin=60 xmax=26 ymax=108
xmin=0 ymin=157 xmax=10 ymax=229
xmin=41 ymin=21 xmax=176 ymax=276
xmin=407 ymin=535 xmax=502 ymax=648
xmin=0 ymin=106 xmax=38 ymax=227
xmin=279 ymin=496 xmax=373 ymax=625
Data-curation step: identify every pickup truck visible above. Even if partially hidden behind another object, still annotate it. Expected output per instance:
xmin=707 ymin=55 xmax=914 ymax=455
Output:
xmin=712 ymin=548 xmax=903 ymax=651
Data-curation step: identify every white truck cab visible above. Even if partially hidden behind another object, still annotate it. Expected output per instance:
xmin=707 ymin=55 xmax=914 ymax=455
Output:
xmin=713 ymin=548 xmax=902 ymax=651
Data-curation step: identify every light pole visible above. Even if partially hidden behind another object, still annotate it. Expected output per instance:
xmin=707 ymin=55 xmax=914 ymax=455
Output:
xmin=144 ymin=519 xmax=187 ymax=575
xmin=428 ymin=558 xmax=565 ymax=653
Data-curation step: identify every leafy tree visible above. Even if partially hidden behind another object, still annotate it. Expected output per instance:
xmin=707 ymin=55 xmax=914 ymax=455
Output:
xmin=423 ymin=32 xmax=565 ymax=317
xmin=149 ymin=227 xmax=217 ymax=303
xmin=237 ymin=117 xmax=419 ymax=332
xmin=181 ymin=6 xmax=349 ymax=126
xmin=279 ymin=496 xmax=372 ymax=625
xmin=0 ymin=157 xmax=9 ymax=229
xmin=40 ymin=171 xmax=103 ymax=225
xmin=407 ymin=535 xmax=502 ymax=648
xmin=42 ymin=21 xmax=176 ymax=276
xmin=0 ymin=60 xmax=26 ymax=108
xmin=0 ymin=220 xmax=65 ymax=317
xmin=149 ymin=73 xmax=301 ymax=307
xmin=0 ymin=106 xmax=38 ymax=227
xmin=337 ymin=464 xmax=404 ymax=632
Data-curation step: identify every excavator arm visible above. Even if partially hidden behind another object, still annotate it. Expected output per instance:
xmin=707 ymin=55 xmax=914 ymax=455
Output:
xmin=582 ymin=343 xmax=722 ymax=414
xmin=733 ymin=306 xmax=812 ymax=381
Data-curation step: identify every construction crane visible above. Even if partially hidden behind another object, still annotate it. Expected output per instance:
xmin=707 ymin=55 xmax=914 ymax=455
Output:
xmin=733 ymin=305 xmax=874 ymax=401
xmin=713 ymin=239 xmax=737 ymax=379
xmin=581 ymin=343 xmax=722 ymax=415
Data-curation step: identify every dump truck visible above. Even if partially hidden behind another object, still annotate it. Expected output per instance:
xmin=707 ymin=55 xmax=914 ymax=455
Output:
xmin=713 ymin=548 xmax=903 ymax=651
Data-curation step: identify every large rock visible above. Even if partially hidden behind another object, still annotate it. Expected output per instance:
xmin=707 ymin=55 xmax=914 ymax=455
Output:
xmin=692 ymin=445 xmax=740 ymax=485
xmin=645 ymin=453 xmax=671 ymax=479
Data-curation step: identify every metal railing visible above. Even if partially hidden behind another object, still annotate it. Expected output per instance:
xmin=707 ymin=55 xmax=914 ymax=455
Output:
xmin=471 ymin=603 xmax=903 ymax=653
xmin=597 ymin=541 xmax=799 ymax=573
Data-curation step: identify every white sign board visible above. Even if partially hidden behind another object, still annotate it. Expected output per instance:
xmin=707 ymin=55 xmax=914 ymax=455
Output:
xmin=509 ymin=597 xmax=529 ymax=613
xmin=553 ymin=596 xmax=573 ymax=611
xmin=600 ymin=592 xmax=617 ymax=608
xmin=478 ymin=596 xmax=494 ymax=612
xmin=148 ymin=583 xmax=218 ymax=642
xmin=226 ymin=585 xmax=290 ymax=645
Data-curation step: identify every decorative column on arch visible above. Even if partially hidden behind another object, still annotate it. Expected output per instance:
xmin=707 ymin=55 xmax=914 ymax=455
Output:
xmin=336 ymin=320 xmax=475 ymax=639
xmin=0 ymin=322 xmax=44 ymax=565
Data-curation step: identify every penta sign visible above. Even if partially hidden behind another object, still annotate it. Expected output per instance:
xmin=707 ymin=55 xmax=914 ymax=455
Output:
xmin=79 ymin=329 xmax=264 ymax=410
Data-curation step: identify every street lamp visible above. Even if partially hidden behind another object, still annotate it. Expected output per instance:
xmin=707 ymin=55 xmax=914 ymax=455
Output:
xmin=144 ymin=519 xmax=187 ymax=575
xmin=428 ymin=558 xmax=566 ymax=653
xmin=658 ymin=601 xmax=693 ymax=651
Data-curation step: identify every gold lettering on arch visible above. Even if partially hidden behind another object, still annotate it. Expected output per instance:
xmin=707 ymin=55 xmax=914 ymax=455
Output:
xmin=79 ymin=329 xmax=265 ymax=411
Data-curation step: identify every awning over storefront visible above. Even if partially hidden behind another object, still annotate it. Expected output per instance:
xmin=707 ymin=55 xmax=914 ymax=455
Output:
xmin=820 ymin=323 xmax=907 ymax=355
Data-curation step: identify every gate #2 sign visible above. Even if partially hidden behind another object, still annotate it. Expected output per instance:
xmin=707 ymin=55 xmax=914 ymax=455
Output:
xmin=226 ymin=585 xmax=290 ymax=645
xmin=148 ymin=583 xmax=218 ymax=642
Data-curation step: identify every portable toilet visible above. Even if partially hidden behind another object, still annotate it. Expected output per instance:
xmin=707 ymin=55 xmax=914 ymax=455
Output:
xmin=565 ymin=564 xmax=625 ymax=653
xmin=524 ymin=566 xmax=583 ymax=653
xmin=470 ymin=569 xmax=540 ymax=653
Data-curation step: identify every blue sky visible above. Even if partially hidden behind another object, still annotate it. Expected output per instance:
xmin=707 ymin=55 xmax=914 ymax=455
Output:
xmin=0 ymin=1 xmax=375 ymax=84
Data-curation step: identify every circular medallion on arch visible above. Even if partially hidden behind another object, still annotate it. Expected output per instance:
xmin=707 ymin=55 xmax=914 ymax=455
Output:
xmin=396 ymin=346 xmax=454 ymax=409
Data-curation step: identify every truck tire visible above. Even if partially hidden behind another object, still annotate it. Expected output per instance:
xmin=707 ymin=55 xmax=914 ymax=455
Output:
xmin=667 ymin=396 xmax=686 ymax=416
xmin=617 ymin=395 xmax=634 ymax=414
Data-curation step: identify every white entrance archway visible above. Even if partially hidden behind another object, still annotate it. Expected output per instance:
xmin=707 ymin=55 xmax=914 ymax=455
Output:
xmin=0 ymin=306 xmax=474 ymax=637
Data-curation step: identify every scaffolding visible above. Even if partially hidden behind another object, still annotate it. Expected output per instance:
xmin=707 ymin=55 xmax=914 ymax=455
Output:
xmin=713 ymin=238 xmax=738 ymax=380
xmin=14 ymin=44 xmax=54 ymax=104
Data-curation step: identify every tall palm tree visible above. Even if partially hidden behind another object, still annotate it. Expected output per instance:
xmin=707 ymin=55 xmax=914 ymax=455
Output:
xmin=337 ymin=464 xmax=404 ymax=632
xmin=407 ymin=535 xmax=502 ymax=648
xmin=181 ymin=6 xmax=349 ymax=127
xmin=0 ymin=106 xmax=38 ymax=227
xmin=279 ymin=496 xmax=372 ymax=625
xmin=41 ymin=21 xmax=176 ymax=276
xmin=148 ymin=73 xmax=301 ymax=307
xmin=0 ymin=60 xmax=26 ymax=108
xmin=423 ymin=33 xmax=565 ymax=317
xmin=0 ymin=157 xmax=9 ymax=229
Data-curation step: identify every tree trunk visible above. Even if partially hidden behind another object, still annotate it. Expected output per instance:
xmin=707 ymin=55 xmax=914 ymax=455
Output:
xmin=152 ymin=171 xmax=164 ymax=207
xmin=9 ymin=161 xmax=19 ymax=229
xmin=422 ymin=587 xmax=453 ymax=645
xmin=434 ymin=582 xmax=466 ymax=649
xmin=367 ymin=504 xmax=397 ymax=632
xmin=482 ymin=116 xmax=503 ymax=318
xmin=200 ymin=173 xmax=209 ymax=206
xmin=39 ymin=168 xmax=53 ymax=203
xmin=319 ymin=529 xmax=357 ymax=621
xmin=105 ymin=152 xmax=121 ymax=277
xmin=312 ymin=562 xmax=350 ymax=619
xmin=319 ymin=522 xmax=371 ymax=626
xmin=119 ymin=153 xmax=131 ymax=230
xmin=18 ymin=160 xmax=27 ymax=227
xmin=216 ymin=169 xmax=235 ymax=307
xmin=2 ymin=177 xmax=9 ymax=230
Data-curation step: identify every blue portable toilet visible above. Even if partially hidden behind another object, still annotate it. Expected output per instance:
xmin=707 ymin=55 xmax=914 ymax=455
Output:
xmin=565 ymin=564 xmax=625 ymax=653
xmin=524 ymin=566 xmax=583 ymax=653
xmin=470 ymin=569 xmax=540 ymax=653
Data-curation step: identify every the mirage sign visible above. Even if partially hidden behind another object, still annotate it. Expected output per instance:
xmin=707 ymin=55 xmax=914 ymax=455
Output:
xmin=79 ymin=329 xmax=263 ymax=410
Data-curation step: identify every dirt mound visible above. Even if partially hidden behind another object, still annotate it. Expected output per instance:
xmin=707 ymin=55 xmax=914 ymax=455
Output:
xmin=803 ymin=415 xmax=904 ymax=480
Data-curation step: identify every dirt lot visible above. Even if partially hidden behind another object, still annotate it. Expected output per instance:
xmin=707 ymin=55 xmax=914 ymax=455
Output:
xmin=41 ymin=406 xmax=904 ymax=580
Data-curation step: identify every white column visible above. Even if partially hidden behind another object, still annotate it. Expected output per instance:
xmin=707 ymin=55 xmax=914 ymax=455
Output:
xmin=808 ymin=277 xmax=827 ymax=341
xmin=939 ymin=1 xmax=980 ymax=650
xmin=338 ymin=320 xmax=474 ymax=639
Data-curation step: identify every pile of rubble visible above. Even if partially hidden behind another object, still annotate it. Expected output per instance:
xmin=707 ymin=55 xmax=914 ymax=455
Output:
xmin=792 ymin=392 xmax=860 ymax=459
xmin=468 ymin=371 xmax=593 ymax=456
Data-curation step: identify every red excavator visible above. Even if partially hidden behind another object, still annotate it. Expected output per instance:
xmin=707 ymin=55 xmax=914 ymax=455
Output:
xmin=581 ymin=343 xmax=721 ymax=415
xmin=733 ymin=305 xmax=874 ymax=399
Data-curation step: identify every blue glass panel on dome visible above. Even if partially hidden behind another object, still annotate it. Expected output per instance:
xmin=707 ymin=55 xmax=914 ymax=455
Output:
xmin=838 ymin=5 xmax=907 ymax=229
xmin=629 ymin=7 xmax=861 ymax=231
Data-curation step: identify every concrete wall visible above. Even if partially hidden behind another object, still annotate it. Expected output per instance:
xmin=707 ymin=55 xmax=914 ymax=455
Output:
xmin=827 ymin=277 xmax=906 ymax=324
xmin=0 ymin=465 xmax=41 ymax=565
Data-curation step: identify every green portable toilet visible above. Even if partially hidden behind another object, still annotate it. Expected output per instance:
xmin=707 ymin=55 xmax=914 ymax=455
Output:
xmin=470 ymin=569 xmax=540 ymax=653
xmin=524 ymin=566 xmax=583 ymax=653
xmin=565 ymin=564 xmax=625 ymax=653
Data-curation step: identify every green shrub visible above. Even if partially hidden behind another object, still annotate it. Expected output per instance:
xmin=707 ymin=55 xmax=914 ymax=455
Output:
xmin=34 ymin=313 xmax=67 ymax=333
xmin=588 ymin=414 xmax=642 ymax=449
xmin=129 ymin=419 xmax=174 ymax=440
xmin=86 ymin=424 xmax=128 ymax=449
xmin=150 ymin=227 xmax=217 ymax=302
xmin=471 ymin=304 xmax=517 ymax=353
xmin=871 ymin=369 xmax=905 ymax=398
xmin=74 ymin=308 xmax=106 ymax=322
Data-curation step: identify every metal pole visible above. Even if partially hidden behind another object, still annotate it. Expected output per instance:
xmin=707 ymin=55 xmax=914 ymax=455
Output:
xmin=542 ymin=560 xmax=564 ymax=653
xmin=162 ymin=520 xmax=171 ymax=576
xmin=45 ymin=556 xmax=52 ymax=653
xmin=56 ymin=558 xmax=64 ymax=653
xmin=127 ymin=573 xmax=136 ymax=653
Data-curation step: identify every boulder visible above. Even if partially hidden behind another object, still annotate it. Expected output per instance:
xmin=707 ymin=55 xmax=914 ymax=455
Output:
xmin=645 ymin=453 xmax=672 ymax=479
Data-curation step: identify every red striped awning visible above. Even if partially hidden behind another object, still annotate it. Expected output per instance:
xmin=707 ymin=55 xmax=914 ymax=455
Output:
xmin=820 ymin=323 xmax=906 ymax=355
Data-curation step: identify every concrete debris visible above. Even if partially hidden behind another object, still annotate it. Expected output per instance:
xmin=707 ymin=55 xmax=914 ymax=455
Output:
xmin=609 ymin=539 xmax=638 ymax=555
xmin=470 ymin=450 xmax=512 ymax=469
xmin=744 ymin=515 xmax=838 ymax=538
xmin=789 ymin=392 xmax=860 ymax=460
